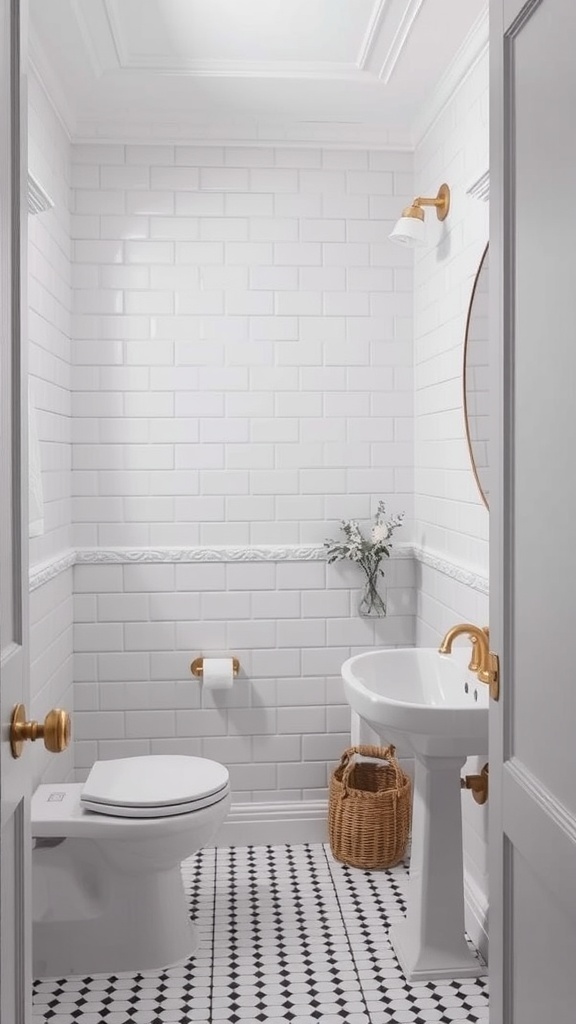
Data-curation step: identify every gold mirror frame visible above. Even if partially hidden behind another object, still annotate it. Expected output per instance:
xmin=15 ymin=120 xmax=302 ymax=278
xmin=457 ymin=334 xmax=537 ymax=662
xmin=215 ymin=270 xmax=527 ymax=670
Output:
xmin=463 ymin=243 xmax=489 ymax=510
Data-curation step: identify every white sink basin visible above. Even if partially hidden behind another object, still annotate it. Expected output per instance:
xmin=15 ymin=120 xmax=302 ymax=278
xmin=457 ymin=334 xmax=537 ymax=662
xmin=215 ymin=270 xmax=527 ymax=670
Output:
xmin=341 ymin=647 xmax=488 ymax=757
xmin=341 ymin=645 xmax=489 ymax=982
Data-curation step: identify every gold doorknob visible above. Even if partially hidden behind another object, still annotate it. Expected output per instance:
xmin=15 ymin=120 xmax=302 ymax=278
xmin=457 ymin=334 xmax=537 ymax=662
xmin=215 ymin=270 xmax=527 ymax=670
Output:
xmin=10 ymin=704 xmax=71 ymax=759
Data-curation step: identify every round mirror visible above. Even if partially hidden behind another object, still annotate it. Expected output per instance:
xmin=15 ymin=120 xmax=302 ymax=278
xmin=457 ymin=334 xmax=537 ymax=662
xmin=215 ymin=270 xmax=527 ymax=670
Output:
xmin=463 ymin=244 xmax=489 ymax=508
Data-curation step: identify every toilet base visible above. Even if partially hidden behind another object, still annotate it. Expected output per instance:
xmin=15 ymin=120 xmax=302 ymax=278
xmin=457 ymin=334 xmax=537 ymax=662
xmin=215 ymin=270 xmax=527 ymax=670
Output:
xmin=33 ymin=840 xmax=199 ymax=977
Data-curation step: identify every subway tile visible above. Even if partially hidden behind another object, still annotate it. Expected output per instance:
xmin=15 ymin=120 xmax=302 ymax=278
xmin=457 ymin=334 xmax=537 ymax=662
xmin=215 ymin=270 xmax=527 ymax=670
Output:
xmin=277 ymin=706 xmax=326 ymax=734
xmin=225 ymin=563 xmax=276 ymax=590
xmin=200 ymin=592 xmax=251 ymax=620
xmin=126 ymin=144 xmax=174 ymax=165
xmin=250 ymin=169 xmax=298 ymax=192
xmin=174 ymin=146 xmax=225 ymax=166
xmin=301 ymin=732 xmax=350 ymax=761
xmin=273 ymin=242 xmax=321 ymax=266
xmin=149 ymin=216 xmax=199 ymax=240
xmin=226 ymin=193 xmax=274 ymax=217
xmin=126 ymin=190 xmax=175 ymax=215
xmin=176 ymin=192 xmax=225 ymax=216
xmin=125 ymin=710 xmax=176 ymax=738
xmin=150 ymin=166 xmax=200 ymax=190
xmin=252 ymin=591 xmax=300 ymax=619
xmin=100 ymin=215 xmax=149 ymax=240
xmin=124 ymin=240 xmax=174 ymax=264
xmin=253 ymin=735 xmax=301 ymax=762
xmin=226 ymin=708 xmax=277 ymax=736
xmin=199 ymin=167 xmax=249 ymax=191
xmin=124 ymin=622 xmax=175 ymax=651
xmin=176 ymin=709 xmax=227 ymax=737
xmin=74 ymin=711 xmax=125 ymax=740
xmin=74 ymin=623 xmax=123 ymax=652
xmin=101 ymin=165 xmax=150 ymax=189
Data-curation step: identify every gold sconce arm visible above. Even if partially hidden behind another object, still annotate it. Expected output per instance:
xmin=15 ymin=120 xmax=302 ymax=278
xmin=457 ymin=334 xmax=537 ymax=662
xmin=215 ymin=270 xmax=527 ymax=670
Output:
xmin=413 ymin=183 xmax=451 ymax=221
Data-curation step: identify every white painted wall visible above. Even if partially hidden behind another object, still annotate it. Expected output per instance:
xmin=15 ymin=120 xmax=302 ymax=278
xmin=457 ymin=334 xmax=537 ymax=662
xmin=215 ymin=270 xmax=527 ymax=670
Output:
xmin=28 ymin=69 xmax=74 ymax=786
xmin=413 ymin=49 xmax=490 ymax=949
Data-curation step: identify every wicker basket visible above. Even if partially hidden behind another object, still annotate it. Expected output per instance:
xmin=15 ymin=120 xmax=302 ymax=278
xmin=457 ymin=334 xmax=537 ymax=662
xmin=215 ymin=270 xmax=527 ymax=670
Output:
xmin=328 ymin=744 xmax=411 ymax=870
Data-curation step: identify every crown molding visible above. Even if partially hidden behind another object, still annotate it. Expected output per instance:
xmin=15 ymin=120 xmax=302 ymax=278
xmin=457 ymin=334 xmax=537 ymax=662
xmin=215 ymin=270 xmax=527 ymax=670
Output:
xmin=105 ymin=57 xmax=371 ymax=81
xmin=379 ymin=0 xmax=425 ymax=84
xmin=356 ymin=0 xmax=390 ymax=70
xmin=72 ymin=119 xmax=413 ymax=150
xmin=70 ymin=0 xmax=120 ymax=79
xmin=105 ymin=0 xmax=377 ymax=81
xmin=28 ymin=34 xmax=75 ymax=140
xmin=412 ymin=7 xmax=489 ymax=148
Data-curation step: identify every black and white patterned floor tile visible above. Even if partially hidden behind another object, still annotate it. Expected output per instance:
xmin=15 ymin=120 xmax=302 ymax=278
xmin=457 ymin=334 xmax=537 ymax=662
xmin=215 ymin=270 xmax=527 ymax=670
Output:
xmin=33 ymin=843 xmax=489 ymax=1024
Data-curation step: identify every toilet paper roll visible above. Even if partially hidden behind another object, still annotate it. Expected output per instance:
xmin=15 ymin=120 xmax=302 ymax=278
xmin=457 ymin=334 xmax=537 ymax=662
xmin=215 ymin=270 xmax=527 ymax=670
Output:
xmin=201 ymin=658 xmax=235 ymax=690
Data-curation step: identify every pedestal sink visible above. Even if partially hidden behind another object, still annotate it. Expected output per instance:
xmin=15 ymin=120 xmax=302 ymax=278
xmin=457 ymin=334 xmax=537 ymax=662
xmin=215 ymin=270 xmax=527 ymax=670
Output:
xmin=341 ymin=648 xmax=488 ymax=982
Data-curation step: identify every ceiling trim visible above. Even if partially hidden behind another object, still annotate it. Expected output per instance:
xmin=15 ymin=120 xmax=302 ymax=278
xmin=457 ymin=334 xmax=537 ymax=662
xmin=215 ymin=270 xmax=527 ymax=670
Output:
xmin=104 ymin=0 xmax=378 ymax=80
xmin=356 ymin=0 xmax=390 ymax=70
xmin=103 ymin=0 xmax=130 ymax=67
xmin=378 ymin=0 xmax=426 ymax=83
xmin=28 ymin=29 xmax=75 ymax=139
xmin=103 ymin=58 xmax=373 ymax=81
xmin=412 ymin=7 xmax=489 ymax=147
xmin=72 ymin=119 xmax=414 ymax=150
xmin=70 ymin=0 xmax=112 ymax=79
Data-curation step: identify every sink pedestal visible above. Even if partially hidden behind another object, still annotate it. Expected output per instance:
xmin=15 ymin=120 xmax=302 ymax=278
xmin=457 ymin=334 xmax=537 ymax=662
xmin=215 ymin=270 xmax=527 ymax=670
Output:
xmin=390 ymin=754 xmax=485 ymax=982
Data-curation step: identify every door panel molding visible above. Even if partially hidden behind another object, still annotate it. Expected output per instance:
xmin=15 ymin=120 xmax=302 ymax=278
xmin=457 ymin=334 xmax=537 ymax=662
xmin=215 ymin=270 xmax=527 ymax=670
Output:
xmin=504 ymin=760 xmax=576 ymax=908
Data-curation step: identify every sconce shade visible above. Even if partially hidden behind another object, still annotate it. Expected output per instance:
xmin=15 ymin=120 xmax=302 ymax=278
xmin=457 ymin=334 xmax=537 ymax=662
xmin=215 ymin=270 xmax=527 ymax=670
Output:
xmin=388 ymin=184 xmax=450 ymax=248
xmin=389 ymin=215 xmax=426 ymax=247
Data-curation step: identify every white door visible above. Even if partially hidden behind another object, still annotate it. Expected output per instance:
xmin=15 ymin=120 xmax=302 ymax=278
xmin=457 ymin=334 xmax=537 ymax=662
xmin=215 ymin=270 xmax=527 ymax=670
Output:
xmin=0 ymin=0 xmax=30 ymax=1020
xmin=490 ymin=0 xmax=576 ymax=1020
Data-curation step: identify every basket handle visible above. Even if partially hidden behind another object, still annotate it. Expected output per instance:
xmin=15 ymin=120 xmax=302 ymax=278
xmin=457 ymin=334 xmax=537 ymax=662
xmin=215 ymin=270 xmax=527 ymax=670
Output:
xmin=338 ymin=744 xmax=401 ymax=793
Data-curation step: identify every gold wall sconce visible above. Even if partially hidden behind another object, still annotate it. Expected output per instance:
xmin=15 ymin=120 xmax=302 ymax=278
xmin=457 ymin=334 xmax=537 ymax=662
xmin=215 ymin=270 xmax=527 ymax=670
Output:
xmin=389 ymin=183 xmax=451 ymax=247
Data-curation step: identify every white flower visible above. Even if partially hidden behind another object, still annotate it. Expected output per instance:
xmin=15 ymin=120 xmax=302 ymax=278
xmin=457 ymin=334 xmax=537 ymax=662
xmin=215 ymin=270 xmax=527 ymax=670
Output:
xmin=372 ymin=522 xmax=390 ymax=544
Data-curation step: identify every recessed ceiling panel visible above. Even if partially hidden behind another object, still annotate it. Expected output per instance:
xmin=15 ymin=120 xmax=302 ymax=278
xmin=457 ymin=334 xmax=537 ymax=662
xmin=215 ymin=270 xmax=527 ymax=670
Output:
xmin=107 ymin=0 xmax=377 ymax=67
xmin=29 ymin=0 xmax=488 ymax=144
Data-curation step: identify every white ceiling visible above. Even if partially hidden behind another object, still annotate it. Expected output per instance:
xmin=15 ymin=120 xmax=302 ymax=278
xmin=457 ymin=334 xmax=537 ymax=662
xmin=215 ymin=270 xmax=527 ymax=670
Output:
xmin=29 ymin=0 xmax=488 ymax=147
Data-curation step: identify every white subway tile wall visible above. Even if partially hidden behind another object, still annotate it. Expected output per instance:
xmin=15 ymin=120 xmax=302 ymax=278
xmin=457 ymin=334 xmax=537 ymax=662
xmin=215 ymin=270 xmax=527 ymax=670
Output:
xmin=73 ymin=557 xmax=416 ymax=799
xmin=28 ymin=71 xmax=74 ymax=787
xmin=65 ymin=142 xmax=417 ymax=798
xmin=70 ymin=145 xmax=414 ymax=548
xmin=413 ymin=52 xmax=490 ymax=919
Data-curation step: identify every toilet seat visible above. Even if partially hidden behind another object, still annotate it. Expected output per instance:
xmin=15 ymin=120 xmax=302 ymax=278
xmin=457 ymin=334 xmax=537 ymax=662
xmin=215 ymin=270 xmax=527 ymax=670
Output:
xmin=80 ymin=755 xmax=230 ymax=818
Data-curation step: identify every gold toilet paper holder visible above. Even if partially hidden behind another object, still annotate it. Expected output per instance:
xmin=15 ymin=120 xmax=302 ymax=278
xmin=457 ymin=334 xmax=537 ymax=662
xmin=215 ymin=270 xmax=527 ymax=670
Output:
xmin=190 ymin=657 xmax=240 ymax=679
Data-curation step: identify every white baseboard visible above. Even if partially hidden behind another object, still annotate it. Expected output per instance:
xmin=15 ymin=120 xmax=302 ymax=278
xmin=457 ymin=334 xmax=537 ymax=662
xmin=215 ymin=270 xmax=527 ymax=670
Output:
xmin=213 ymin=799 xmax=328 ymax=847
xmin=464 ymin=871 xmax=489 ymax=962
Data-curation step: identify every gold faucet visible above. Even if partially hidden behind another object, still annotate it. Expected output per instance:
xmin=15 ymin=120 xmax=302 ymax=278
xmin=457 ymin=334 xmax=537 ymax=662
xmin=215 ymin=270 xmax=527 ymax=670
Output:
xmin=439 ymin=623 xmax=500 ymax=700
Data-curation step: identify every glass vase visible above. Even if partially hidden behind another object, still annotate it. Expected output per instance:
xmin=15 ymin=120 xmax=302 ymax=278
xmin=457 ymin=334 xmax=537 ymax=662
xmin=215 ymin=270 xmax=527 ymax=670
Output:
xmin=358 ymin=568 xmax=387 ymax=617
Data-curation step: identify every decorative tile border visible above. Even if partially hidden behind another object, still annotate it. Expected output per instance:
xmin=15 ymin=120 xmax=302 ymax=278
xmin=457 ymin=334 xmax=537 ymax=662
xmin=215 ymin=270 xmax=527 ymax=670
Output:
xmin=412 ymin=543 xmax=489 ymax=595
xmin=76 ymin=544 xmax=328 ymax=564
xmin=30 ymin=542 xmax=487 ymax=593
xmin=29 ymin=549 xmax=76 ymax=592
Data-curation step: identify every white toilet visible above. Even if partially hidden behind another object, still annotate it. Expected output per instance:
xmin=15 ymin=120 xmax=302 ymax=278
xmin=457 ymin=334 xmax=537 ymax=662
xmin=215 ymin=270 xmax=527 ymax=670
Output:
xmin=31 ymin=754 xmax=231 ymax=977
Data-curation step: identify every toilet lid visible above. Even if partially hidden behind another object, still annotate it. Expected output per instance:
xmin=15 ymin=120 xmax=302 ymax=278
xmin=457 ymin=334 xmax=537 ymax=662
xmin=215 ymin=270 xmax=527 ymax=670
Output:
xmin=80 ymin=755 xmax=229 ymax=818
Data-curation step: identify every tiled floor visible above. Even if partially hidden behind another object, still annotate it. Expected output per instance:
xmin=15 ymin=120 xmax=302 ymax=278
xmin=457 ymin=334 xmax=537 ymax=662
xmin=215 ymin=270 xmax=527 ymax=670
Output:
xmin=33 ymin=843 xmax=489 ymax=1023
